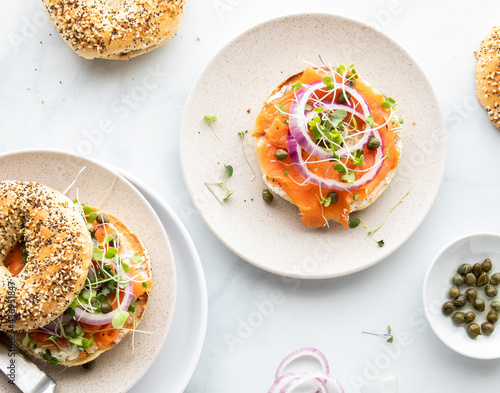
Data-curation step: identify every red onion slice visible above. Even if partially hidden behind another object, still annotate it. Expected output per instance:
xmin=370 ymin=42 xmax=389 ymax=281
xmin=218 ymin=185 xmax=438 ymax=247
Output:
xmin=287 ymin=131 xmax=385 ymax=192
xmin=275 ymin=347 xmax=330 ymax=378
xmin=289 ymin=81 xmax=372 ymax=160
xmin=73 ymin=273 xmax=134 ymax=326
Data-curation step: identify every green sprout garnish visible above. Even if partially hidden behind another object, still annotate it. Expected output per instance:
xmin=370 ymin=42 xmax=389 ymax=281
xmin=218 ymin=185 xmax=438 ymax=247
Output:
xmin=284 ymin=171 xmax=289 ymax=177
xmin=292 ymin=81 xmax=302 ymax=91
xmin=341 ymin=170 xmax=356 ymax=184
xmin=350 ymin=150 xmax=364 ymax=167
xmin=381 ymin=96 xmax=396 ymax=110
xmin=362 ymin=325 xmax=393 ymax=343
xmin=205 ymin=164 xmax=234 ymax=205
xmin=204 ymin=115 xmax=221 ymax=141
xmin=366 ymin=115 xmax=377 ymax=128
xmin=353 ymin=194 xmax=359 ymax=201
xmin=238 ymin=131 xmax=256 ymax=181
xmin=274 ymin=104 xmax=288 ymax=117
xmin=22 ymin=334 xmax=30 ymax=347
xmin=43 ymin=349 xmax=59 ymax=366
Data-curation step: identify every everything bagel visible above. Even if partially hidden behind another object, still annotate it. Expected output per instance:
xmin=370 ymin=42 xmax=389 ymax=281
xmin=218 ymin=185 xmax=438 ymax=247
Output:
xmin=0 ymin=181 xmax=93 ymax=331
xmin=42 ymin=0 xmax=186 ymax=60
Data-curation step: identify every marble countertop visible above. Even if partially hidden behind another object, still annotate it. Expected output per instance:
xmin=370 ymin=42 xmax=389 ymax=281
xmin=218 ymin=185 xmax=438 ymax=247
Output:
xmin=2 ymin=0 xmax=500 ymax=392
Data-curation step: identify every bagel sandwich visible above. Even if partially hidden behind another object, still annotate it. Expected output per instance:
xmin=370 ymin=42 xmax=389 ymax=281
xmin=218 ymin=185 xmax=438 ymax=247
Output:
xmin=252 ymin=64 xmax=403 ymax=228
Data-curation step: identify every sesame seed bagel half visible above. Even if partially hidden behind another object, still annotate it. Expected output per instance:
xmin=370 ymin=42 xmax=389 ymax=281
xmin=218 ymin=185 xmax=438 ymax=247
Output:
xmin=476 ymin=25 xmax=500 ymax=128
xmin=0 ymin=181 xmax=93 ymax=332
xmin=253 ymin=69 xmax=402 ymax=227
xmin=15 ymin=210 xmax=152 ymax=367
xmin=42 ymin=0 xmax=185 ymax=60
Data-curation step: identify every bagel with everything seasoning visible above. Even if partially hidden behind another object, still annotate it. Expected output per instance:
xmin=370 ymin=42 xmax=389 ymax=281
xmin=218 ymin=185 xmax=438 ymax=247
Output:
xmin=476 ymin=25 xmax=500 ymax=128
xmin=0 ymin=181 xmax=93 ymax=332
xmin=43 ymin=0 xmax=185 ymax=60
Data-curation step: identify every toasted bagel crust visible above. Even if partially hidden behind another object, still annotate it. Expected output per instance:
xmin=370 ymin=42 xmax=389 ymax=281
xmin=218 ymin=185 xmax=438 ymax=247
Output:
xmin=16 ymin=210 xmax=151 ymax=366
xmin=0 ymin=181 xmax=93 ymax=331
xmin=476 ymin=25 xmax=500 ymax=128
xmin=43 ymin=0 xmax=185 ymax=60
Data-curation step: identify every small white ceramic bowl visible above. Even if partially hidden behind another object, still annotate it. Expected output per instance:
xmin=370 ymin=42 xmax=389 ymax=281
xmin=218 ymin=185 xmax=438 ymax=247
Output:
xmin=423 ymin=232 xmax=500 ymax=359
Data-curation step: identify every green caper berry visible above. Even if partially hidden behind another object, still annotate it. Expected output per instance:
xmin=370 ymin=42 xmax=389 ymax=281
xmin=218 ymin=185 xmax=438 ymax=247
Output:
xmin=481 ymin=322 xmax=495 ymax=336
xmin=457 ymin=263 xmax=472 ymax=275
xmin=490 ymin=273 xmax=500 ymax=285
xmin=485 ymin=285 xmax=498 ymax=298
xmin=82 ymin=360 xmax=95 ymax=370
xmin=477 ymin=272 xmax=489 ymax=287
xmin=491 ymin=300 xmax=500 ymax=312
xmin=96 ymin=212 xmax=110 ymax=224
xmin=64 ymin=322 xmax=77 ymax=338
xmin=453 ymin=295 xmax=467 ymax=308
xmin=101 ymin=303 xmax=113 ymax=314
xmin=442 ymin=301 xmax=455 ymax=316
xmin=274 ymin=149 xmax=288 ymax=161
xmin=464 ymin=311 xmax=476 ymax=324
xmin=465 ymin=288 xmax=478 ymax=303
xmin=452 ymin=312 xmax=465 ymax=325
xmin=464 ymin=273 xmax=476 ymax=286
xmin=448 ymin=286 xmax=460 ymax=299
xmin=472 ymin=263 xmax=483 ymax=277
xmin=262 ymin=189 xmax=273 ymax=203
xmin=367 ymin=136 xmax=381 ymax=151
xmin=337 ymin=91 xmax=351 ymax=104
xmin=348 ymin=80 xmax=355 ymax=87
xmin=327 ymin=192 xmax=338 ymax=204
xmin=473 ymin=298 xmax=486 ymax=312
xmin=482 ymin=258 xmax=493 ymax=272
xmin=452 ymin=273 xmax=464 ymax=286
xmin=487 ymin=310 xmax=499 ymax=324
xmin=467 ymin=323 xmax=481 ymax=339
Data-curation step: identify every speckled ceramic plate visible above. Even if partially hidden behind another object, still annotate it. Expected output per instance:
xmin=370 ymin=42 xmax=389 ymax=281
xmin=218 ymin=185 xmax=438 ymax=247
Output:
xmin=0 ymin=149 xmax=176 ymax=393
xmin=180 ymin=13 xmax=446 ymax=279
xmin=423 ymin=233 xmax=500 ymax=359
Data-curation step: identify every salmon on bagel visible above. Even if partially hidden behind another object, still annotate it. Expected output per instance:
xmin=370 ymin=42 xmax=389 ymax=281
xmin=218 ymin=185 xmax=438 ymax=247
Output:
xmin=42 ymin=0 xmax=186 ymax=60
xmin=0 ymin=181 xmax=93 ymax=332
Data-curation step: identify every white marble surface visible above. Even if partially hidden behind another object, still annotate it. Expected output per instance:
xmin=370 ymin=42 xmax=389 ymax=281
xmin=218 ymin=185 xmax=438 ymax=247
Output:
xmin=1 ymin=0 xmax=500 ymax=392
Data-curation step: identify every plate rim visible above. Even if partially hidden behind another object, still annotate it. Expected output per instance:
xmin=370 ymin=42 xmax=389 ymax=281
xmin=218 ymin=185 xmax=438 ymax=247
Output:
xmin=179 ymin=12 xmax=447 ymax=279
xmin=114 ymin=168 xmax=208 ymax=392
xmin=422 ymin=231 xmax=500 ymax=360
xmin=0 ymin=148 xmax=177 ymax=391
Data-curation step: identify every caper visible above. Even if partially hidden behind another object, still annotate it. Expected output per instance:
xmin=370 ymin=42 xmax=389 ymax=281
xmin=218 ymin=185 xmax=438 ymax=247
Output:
xmin=491 ymin=300 xmax=500 ymax=312
xmin=464 ymin=311 xmax=476 ymax=324
xmin=348 ymin=80 xmax=355 ymax=87
xmin=96 ymin=212 xmax=110 ymax=224
xmin=107 ymin=231 xmax=118 ymax=248
xmin=490 ymin=273 xmax=500 ymax=285
xmin=485 ymin=285 xmax=498 ymax=298
xmin=337 ymin=91 xmax=351 ymax=104
xmin=367 ymin=136 xmax=381 ymax=151
xmin=481 ymin=322 xmax=495 ymax=336
xmin=442 ymin=301 xmax=455 ymax=316
xmin=473 ymin=298 xmax=486 ymax=312
xmin=482 ymin=258 xmax=493 ymax=272
xmin=457 ymin=263 xmax=472 ymax=275
xmin=101 ymin=303 xmax=113 ymax=314
xmin=274 ymin=149 xmax=288 ymax=161
xmin=82 ymin=360 xmax=95 ymax=370
xmin=465 ymin=288 xmax=478 ymax=303
xmin=262 ymin=189 xmax=273 ymax=203
xmin=487 ymin=309 xmax=499 ymax=324
xmin=464 ymin=273 xmax=476 ymax=286
xmin=64 ymin=321 xmax=77 ymax=338
xmin=453 ymin=295 xmax=467 ymax=308
xmin=448 ymin=286 xmax=460 ymax=299
xmin=477 ymin=272 xmax=490 ymax=287
xmin=327 ymin=192 xmax=338 ymax=204
xmin=467 ymin=323 xmax=482 ymax=339
xmin=452 ymin=273 xmax=464 ymax=286
xmin=472 ymin=263 xmax=483 ymax=277
xmin=452 ymin=312 xmax=465 ymax=325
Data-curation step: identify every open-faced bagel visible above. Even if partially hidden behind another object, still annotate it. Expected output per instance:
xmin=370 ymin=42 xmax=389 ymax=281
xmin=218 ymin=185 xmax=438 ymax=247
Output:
xmin=0 ymin=181 xmax=93 ymax=331
xmin=15 ymin=210 xmax=152 ymax=366
xmin=42 ymin=0 xmax=185 ymax=60
xmin=476 ymin=25 xmax=500 ymax=128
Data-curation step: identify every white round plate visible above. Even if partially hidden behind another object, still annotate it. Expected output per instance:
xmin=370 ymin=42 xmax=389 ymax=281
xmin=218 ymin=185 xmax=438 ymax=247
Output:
xmin=121 ymin=171 xmax=207 ymax=393
xmin=0 ymin=149 xmax=176 ymax=393
xmin=180 ymin=13 xmax=446 ymax=279
xmin=423 ymin=233 xmax=500 ymax=359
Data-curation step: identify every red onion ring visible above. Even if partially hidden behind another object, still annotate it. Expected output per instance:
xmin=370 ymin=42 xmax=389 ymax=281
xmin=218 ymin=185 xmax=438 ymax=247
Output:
xmin=73 ymin=273 xmax=134 ymax=325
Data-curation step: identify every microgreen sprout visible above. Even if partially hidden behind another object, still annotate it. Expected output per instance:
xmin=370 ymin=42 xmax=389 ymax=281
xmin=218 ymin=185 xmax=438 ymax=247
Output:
xmin=366 ymin=115 xmax=377 ymax=128
xmin=205 ymin=164 xmax=234 ymax=205
xmin=381 ymin=96 xmax=396 ymax=110
xmin=204 ymin=114 xmax=221 ymax=141
xmin=238 ymin=131 xmax=256 ymax=181
xmin=292 ymin=81 xmax=302 ymax=91
xmin=274 ymin=104 xmax=288 ymax=117
xmin=349 ymin=190 xmax=410 ymax=247
xmin=43 ymin=349 xmax=59 ymax=366
xmin=362 ymin=325 xmax=394 ymax=343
